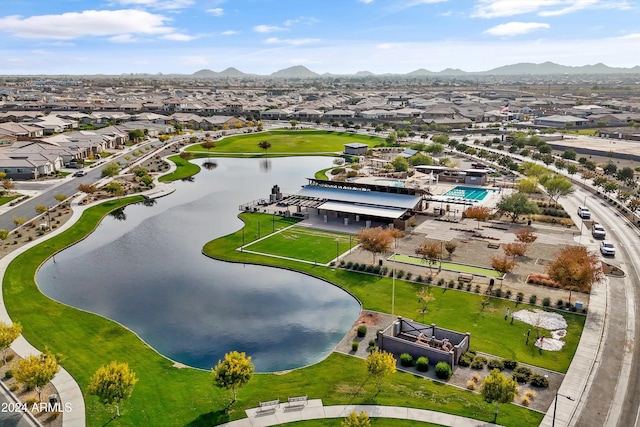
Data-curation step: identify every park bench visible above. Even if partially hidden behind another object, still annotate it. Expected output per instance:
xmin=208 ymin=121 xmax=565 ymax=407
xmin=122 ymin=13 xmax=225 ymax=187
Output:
xmin=257 ymin=399 xmax=280 ymax=413
xmin=287 ymin=395 xmax=308 ymax=408
xmin=458 ymin=273 xmax=473 ymax=283
xmin=487 ymin=243 xmax=500 ymax=249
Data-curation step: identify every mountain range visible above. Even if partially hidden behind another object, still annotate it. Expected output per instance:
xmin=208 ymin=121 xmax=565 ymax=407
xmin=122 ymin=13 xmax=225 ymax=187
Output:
xmin=191 ymin=62 xmax=640 ymax=78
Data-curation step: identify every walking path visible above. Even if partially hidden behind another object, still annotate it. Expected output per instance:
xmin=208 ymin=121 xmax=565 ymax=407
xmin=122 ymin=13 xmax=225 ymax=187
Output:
xmin=217 ymin=399 xmax=501 ymax=427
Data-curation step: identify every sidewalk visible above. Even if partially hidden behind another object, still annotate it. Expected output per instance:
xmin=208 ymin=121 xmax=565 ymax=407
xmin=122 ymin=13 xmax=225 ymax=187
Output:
xmin=218 ymin=399 xmax=501 ymax=427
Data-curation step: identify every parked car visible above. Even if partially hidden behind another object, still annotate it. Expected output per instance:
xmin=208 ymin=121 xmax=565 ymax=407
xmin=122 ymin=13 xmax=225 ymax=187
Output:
xmin=577 ymin=206 xmax=591 ymax=219
xmin=73 ymin=170 xmax=87 ymax=177
xmin=592 ymin=224 xmax=606 ymax=239
xmin=600 ymin=240 xmax=615 ymax=257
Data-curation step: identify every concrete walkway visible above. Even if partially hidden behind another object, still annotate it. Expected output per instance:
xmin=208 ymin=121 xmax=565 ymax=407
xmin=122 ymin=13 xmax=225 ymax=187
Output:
xmin=217 ymin=399 xmax=501 ymax=427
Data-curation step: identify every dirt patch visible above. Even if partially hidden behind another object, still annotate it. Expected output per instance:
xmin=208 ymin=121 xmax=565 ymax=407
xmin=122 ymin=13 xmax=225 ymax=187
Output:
xmin=602 ymin=262 xmax=625 ymax=277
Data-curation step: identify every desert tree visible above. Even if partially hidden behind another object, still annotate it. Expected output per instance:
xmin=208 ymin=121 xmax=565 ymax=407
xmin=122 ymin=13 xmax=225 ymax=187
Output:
xmin=14 ymin=352 xmax=60 ymax=402
xmin=491 ymin=256 xmax=516 ymax=286
xmin=12 ymin=216 xmax=26 ymax=228
xmin=444 ymin=241 xmax=457 ymax=259
xmin=515 ymin=228 xmax=537 ymax=245
xmin=541 ymin=175 xmax=573 ymax=205
xmin=212 ymin=351 xmax=254 ymax=404
xmin=496 ymin=193 xmax=540 ymax=223
xmin=465 ymin=206 xmax=492 ymax=229
xmin=415 ymin=241 xmax=442 ymax=274
xmin=101 ymin=162 xmax=120 ymax=178
xmin=78 ymin=183 xmax=97 ymax=195
xmin=201 ymin=139 xmax=217 ymax=157
xmin=357 ymin=227 xmax=394 ymax=264
xmin=179 ymin=151 xmax=194 ymax=161
xmin=480 ymin=368 xmax=518 ymax=423
xmin=503 ymin=242 xmax=527 ymax=260
xmin=365 ymin=350 xmax=396 ymax=392
xmin=546 ymin=245 xmax=603 ymax=303
xmin=342 ymin=411 xmax=371 ymax=427
xmin=0 ymin=321 xmax=22 ymax=363
xmin=258 ymin=140 xmax=271 ymax=155
xmin=89 ymin=361 xmax=139 ymax=417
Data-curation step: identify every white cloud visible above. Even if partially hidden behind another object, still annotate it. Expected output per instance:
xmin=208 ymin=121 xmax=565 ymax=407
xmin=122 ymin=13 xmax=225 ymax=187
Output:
xmin=207 ymin=8 xmax=224 ymax=16
xmin=161 ymin=33 xmax=195 ymax=41
xmin=376 ymin=43 xmax=403 ymax=50
xmin=472 ymin=0 xmax=630 ymax=18
xmin=484 ymin=22 xmax=550 ymax=36
xmin=0 ymin=10 xmax=174 ymax=40
xmin=265 ymin=37 xmax=320 ymax=46
xmin=221 ymin=30 xmax=239 ymax=35
xmin=283 ymin=16 xmax=319 ymax=27
xmin=108 ymin=34 xmax=139 ymax=43
xmin=110 ymin=0 xmax=194 ymax=10
xmin=254 ymin=24 xmax=287 ymax=33
xmin=358 ymin=0 xmax=374 ymax=3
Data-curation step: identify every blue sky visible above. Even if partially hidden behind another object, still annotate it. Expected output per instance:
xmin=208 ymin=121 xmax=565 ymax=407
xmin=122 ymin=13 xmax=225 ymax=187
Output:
xmin=1 ymin=0 xmax=638 ymax=75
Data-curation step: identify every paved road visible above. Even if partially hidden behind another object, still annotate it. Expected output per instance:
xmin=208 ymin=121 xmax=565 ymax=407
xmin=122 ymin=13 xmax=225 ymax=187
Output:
xmin=0 ymin=384 xmax=39 ymax=427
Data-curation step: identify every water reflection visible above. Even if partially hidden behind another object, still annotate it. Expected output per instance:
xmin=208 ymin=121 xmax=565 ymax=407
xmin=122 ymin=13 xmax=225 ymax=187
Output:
xmin=202 ymin=160 xmax=217 ymax=170
xmin=37 ymin=157 xmax=360 ymax=372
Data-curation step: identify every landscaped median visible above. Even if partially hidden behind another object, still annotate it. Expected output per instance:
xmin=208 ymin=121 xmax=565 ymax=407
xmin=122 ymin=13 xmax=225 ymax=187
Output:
xmin=158 ymin=154 xmax=201 ymax=182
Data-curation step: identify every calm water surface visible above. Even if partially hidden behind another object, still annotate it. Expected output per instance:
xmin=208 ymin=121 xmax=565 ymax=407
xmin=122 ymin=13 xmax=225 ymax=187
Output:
xmin=37 ymin=157 xmax=361 ymax=371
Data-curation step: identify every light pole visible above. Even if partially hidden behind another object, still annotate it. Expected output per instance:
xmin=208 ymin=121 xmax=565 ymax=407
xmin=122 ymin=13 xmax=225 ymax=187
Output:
xmin=578 ymin=194 xmax=587 ymax=244
xmin=392 ymin=248 xmax=396 ymax=316
xmin=552 ymin=391 xmax=574 ymax=427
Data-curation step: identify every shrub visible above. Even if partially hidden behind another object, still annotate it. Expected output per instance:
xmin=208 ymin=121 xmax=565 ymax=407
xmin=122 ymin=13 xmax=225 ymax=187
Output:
xmin=357 ymin=325 xmax=367 ymax=337
xmin=512 ymin=366 xmax=532 ymax=383
xmin=503 ymin=359 xmax=518 ymax=370
xmin=396 ymin=270 xmax=404 ymax=279
xmin=437 ymin=278 xmax=445 ymax=286
xmin=416 ymin=356 xmax=429 ymax=372
xmin=475 ymin=285 xmax=481 ymax=293
xmin=495 ymin=288 xmax=503 ymax=298
xmin=530 ymin=373 xmax=549 ymax=388
xmin=435 ymin=362 xmax=452 ymax=380
xmin=351 ymin=341 xmax=359 ymax=352
xmin=5 ymin=369 xmax=12 ymax=379
xmin=400 ymin=353 xmax=413 ymax=367
xmin=457 ymin=281 xmax=464 ymax=289
xmin=521 ymin=396 xmax=530 ymax=406
xmin=466 ymin=283 xmax=472 ymax=292
xmin=405 ymin=272 xmax=412 ymax=280
xmin=368 ymin=339 xmax=376 ymax=347
xmin=416 ymin=275 xmax=423 ymax=283
xmin=471 ymin=373 xmax=481 ymax=383
xmin=448 ymin=280 xmax=455 ymax=288
xmin=365 ymin=265 xmax=374 ymax=273
xmin=471 ymin=356 xmax=488 ymax=370
xmin=505 ymin=290 xmax=512 ymax=299
xmin=466 ymin=380 xmax=476 ymax=390
xmin=6 ymin=354 xmax=14 ymax=363
xmin=458 ymin=353 xmax=472 ymax=367
xmin=345 ymin=261 xmax=353 ymax=269
xmin=525 ymin=390 xmax=537 ymax=399
xmin=542 ymin=297 xmax=551 ymax=307
xmin=529 ymin=295 xmax=538 ymax=304
xmin=556 ymin=299 xmax=564 ymax=308
xmin=426 ymin=275 xmax=433 ymax=284
xmin=517 ymin=292 xmax=524 ymax=302
xmin=9 ymin=384 xmax=18 ymax=392
xmin=487 ymin=359 xmax=505 ymax=371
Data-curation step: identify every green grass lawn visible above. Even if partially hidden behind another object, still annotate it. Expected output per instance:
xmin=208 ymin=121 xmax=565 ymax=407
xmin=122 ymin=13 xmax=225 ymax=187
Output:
xmin=244 ymin=226 xmax=353 ymax=263
xmin=390 ymin=254 xmax=502 ymax=278
xmin=0 ymin=194 xmax=21 ymax=206
xmin=315 ymin=167 xmax=332 ymax=180
xmin=281 ymin=419 xmax=443 ymax=427
xmin=158 ymin=154 xmax=201 ymax=182
xmin=2 ymin=204 xmax=543 ymax=427
xmin=185 ymin=130 xmax=385 ymax=155
xmin=204 ymin=213 xmax=585 ymax=373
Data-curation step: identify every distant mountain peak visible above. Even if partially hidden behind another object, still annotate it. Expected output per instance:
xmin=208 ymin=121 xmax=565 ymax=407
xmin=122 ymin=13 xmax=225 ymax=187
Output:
xmin=271 ymin=65 xmax=319 ymax=78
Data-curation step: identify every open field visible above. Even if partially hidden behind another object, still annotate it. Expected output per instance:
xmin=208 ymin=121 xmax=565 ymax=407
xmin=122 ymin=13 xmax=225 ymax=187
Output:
xmin=186 ymin=130 xmax=385 ymax=155
xmin=390 ymin=254 xmax=502 ymax=278
xmin=158 ymin=154 xmax=201 ymax=182
xmin=244 ymin=226 xmax=354 ymax=263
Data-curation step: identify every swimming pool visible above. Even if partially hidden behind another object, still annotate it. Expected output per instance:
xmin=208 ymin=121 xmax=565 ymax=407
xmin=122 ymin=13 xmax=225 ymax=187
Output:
xmin=443 ymin=186 xmax=488 ymax=201
xmin=375 ymin=178 xmax=405 ymax=188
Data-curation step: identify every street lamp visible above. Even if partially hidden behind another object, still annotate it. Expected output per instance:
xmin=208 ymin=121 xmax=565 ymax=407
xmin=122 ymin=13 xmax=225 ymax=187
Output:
xmin=552 ymin=391 xmax=574 ymax=427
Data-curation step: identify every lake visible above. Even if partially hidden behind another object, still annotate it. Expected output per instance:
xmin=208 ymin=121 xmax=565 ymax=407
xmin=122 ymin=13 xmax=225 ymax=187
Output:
xmin=37 ymin=157 xmax=361 ymax=372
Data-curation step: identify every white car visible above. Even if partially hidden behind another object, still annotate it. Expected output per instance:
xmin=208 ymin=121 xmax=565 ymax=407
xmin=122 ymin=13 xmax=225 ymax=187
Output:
xmin=600 ymin=240 xmax=615 ymax=257
xmin=592 ymin=224 xmax=606 ymax=239
xmin=577 ymin=206 xmax=591 ymax=219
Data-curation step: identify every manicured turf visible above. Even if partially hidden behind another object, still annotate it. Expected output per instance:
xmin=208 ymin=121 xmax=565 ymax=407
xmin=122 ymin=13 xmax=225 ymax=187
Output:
xmin=390 ymin=254 xmax=502 ymax=278
xmin=185 ymin=130 xmax=385 ymax=155
xmin=280 ymin=417 xmax=444 ymax=426
xmin=0 ymin=194 xmax=21 ymax=206
xmin=2 ymin=203 xmax=544 ymax=427
xmin=158 ymin=154 xmax=201 ymax=182
xmin=315 ymin=167 xmax=332 ymax=180
xmin=244 ymin=226 xmax=354 ymax=264
xmin=204 ymin=213 xmax=585 ymax=374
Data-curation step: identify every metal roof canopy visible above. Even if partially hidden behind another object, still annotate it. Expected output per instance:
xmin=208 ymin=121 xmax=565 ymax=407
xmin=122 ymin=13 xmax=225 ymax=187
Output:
xmin=318 ymin=201 xmax=407 ymax=219
xmin=297 ymin=185 xmax=422 ymax=209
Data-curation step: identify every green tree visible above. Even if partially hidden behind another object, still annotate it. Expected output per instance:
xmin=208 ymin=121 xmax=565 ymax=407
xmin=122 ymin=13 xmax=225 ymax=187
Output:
xmin=562 ymin=149 xmax=577 ymax=160
xmin=89 ymin=361 xmax=139 ymax=417
xmin=617 ymin=167 xmax=635 ymax=185
xmin=408 ymin=153 xmax=433 ymax=166
xmin=290 ymin=120 xmax=298 ymax=128
xmin=390 ymin=156 xmax=408 ymax=172
xmin=101 ymin=162 xmax=120 ymax=178
xmin=0 ymin=229 xmax=9 ymax=241
xmin=496 ymin=193 xmax=540 ymax=223
xmin=0 ymin=321 xmax=21 ymax=363
xmin=603 ymin=162 xmax=617 ymax=176
xmin=102 ymin=182 xmax=124 ymax=196
xmin=12 ymin=216 xmax=26 ymax=228
xmin=385 ymin=132 xmax=398 ymax=145
xmin=212 ymin=351 xmax=254 ymax=403
xmin=365 ymin=350 xmax=396 ymax=392
xmin=128 ymin=129 xmax=145 ymax=142
xmin=35 ymin=205 xmax=48 ymax=215
xmin=342 ymin=411 xmax=371 ymax=427
xmin=201 ymin=139 xmax=217 ymax=157
xmin=424 ymin=143 xmax=444 ymax=155
xmin=54 ymin=193 xmax=68 ymax=205
xmin=14 ymin=353 xmax=60 ymax=402
xmin=519 ymin=162 xmax=548 ymax=179
xmin=603 ymin=180 xmax=619 ymax=194
xmin=541 ymin=175 xmax=573 ymax=205
xmin=480 ymin=368 xmax=518 ymax=423
xmin=516 ymin=177 xmax=539 ymax=194
xmin=179 ymin=151 xmax=194 ymax=161
xmin=258 ymin=140 xmax=272 ymax=155
xmin=567 ymin=164 xmax=578 ymax=176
